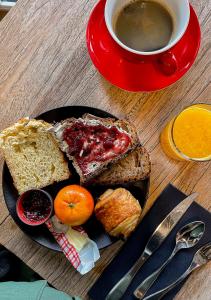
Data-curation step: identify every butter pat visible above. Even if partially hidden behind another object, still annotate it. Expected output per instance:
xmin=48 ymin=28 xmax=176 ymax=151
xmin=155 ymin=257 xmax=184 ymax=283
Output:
xmin=66 ymin=227 xmax=89 ymax=252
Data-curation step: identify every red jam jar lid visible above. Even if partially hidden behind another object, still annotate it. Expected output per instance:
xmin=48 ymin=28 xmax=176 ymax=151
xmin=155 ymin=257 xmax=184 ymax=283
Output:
xmin=16 ymin=189 xmax=53 ymax=226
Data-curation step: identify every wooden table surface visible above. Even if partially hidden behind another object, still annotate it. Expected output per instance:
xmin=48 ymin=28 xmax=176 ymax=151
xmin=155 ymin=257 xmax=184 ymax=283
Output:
xmin=0 ymin=0 xmax=210 ymax=299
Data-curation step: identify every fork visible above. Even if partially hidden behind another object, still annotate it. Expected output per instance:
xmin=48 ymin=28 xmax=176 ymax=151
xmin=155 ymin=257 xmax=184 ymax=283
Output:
xmin=143 ymin=242 xmax=211 ymax=300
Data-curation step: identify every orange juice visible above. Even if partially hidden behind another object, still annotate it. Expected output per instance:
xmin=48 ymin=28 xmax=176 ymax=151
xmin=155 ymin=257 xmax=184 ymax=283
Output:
xmin=160 ymin=104 xmax=211 ymax=161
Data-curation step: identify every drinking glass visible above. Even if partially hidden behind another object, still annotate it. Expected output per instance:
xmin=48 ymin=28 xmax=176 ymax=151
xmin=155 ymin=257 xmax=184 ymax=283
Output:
xmin=160 ymin=104 xmax=211 ymax=161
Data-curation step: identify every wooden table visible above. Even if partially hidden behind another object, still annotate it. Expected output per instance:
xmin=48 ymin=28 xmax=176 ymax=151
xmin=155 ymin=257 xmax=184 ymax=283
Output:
xmin=0 ymin=0 xmax=210 ymax=299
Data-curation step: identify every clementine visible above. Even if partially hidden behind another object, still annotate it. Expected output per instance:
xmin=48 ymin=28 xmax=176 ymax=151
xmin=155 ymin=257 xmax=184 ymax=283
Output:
xmin=54 ymin=185 xmax=94 ymax=226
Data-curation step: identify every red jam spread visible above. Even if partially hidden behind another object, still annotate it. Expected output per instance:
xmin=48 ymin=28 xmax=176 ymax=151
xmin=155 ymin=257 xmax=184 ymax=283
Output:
xmin=22 ymin=191 xmax=52 ymax=222
xmin=63 ymin=121 xmax=131 ymax=174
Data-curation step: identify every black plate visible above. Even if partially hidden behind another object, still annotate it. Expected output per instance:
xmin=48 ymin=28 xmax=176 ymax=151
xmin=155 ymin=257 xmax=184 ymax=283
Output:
xmin=2 ymin=106 xmax=150 ymax=251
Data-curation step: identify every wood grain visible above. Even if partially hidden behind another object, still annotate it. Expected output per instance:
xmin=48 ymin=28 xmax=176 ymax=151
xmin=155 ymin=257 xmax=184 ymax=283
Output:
xmin=0 ymin=0 xmax=210 ymax=299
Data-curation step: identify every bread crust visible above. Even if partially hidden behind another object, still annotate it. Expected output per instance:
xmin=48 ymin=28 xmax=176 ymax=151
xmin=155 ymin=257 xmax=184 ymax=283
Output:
xmin=0 ymin=118 xmax=70 ymax=194
xmin=94 ymin=145 xmax=151 ymax=185
xmin=53 ymin=114 xmax=140 ymax=183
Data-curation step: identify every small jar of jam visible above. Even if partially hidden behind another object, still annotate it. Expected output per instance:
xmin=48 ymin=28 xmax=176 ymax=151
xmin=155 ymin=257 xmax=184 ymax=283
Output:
xmin=16 ymin=189 xmax=53 ymax=226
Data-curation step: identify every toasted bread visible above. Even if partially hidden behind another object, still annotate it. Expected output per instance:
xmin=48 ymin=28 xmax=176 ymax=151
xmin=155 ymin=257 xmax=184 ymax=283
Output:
xmin=94 ymin=145 xmax=151 ymax=185
xmin=53 ymin=114 xmax=139 ymax=183
xmin=0 ymin=118 xmax=70 ymax=194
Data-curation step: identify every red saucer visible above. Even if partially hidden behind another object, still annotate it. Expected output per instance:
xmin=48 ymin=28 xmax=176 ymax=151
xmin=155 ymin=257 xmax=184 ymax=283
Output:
xmin=86 ymin=0 xmax=201 ymax=92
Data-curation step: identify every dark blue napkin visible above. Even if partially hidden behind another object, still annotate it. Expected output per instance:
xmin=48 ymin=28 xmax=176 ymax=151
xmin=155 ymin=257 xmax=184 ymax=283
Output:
xmin=88 ymin=184 xmax=211 ymax=300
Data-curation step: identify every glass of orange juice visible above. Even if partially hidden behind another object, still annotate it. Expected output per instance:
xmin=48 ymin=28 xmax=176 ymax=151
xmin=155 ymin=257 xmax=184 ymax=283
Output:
xmin=160 ymin=104 xmax=211 ymax=161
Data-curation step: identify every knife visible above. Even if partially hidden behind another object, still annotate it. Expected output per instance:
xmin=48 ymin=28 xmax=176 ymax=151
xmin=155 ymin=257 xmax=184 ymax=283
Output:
xmin=105 ymin=193 xmax=198 ymax=300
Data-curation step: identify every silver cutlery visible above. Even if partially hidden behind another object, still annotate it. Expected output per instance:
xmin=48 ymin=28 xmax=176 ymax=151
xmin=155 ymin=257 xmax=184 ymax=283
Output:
xmin=105 ymin=193 xmax=198 ymax=300
xmin=143 ymin=242 xmax=211 ymax=300
xmin=134 ymin=221 xmax=205 ymax=299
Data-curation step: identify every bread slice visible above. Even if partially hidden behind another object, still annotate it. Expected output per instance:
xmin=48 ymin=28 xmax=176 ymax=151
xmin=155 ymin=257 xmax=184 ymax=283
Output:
xmin=94 ymin=145 xmax=151 ymax=185
xmin=0 ymin=118 xmax=71 ymax=194
xmin=53 ymin=114 xmax=139 ymax=183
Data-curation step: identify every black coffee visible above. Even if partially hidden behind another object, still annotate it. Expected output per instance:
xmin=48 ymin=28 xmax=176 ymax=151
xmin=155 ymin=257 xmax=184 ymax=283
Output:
xmin=115 ymin=0 xmax=173 ymax=52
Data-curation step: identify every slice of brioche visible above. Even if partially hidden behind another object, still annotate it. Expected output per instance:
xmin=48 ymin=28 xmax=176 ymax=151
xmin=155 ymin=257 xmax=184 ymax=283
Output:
xmin=94 ymin=145 xmax=151 ymax=185
xmin=53 ymin=114 xmax=139 ymax=183
xmin=0 ymin=118 xmax=70 ymax=194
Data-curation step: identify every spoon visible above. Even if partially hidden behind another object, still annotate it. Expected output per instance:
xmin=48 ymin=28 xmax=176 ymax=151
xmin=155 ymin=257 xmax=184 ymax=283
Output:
xmin=143 ymin=242 xmax=211 ymax=300
xmin=134 ymin=221 xmax=205 ymax=299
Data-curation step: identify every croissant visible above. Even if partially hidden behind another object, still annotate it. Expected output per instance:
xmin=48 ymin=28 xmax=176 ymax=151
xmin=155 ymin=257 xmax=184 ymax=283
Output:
xmin=95 ymin=188 xmax=142 ymax=238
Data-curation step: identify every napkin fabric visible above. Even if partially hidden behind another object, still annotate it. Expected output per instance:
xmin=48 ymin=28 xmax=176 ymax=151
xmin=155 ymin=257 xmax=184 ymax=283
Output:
xmin=46 ymin=220 xmax=100 ymax=275
xmin=89 ymin=184 xmax=211 ymax=300
xmin=46 ymin=221 xmax=81 ymax=269
xmin=0 ymin=280 xmax=81 ymax=300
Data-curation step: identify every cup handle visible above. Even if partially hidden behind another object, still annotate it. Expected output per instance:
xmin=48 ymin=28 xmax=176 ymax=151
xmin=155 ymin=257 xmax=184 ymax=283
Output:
xmin=157 ymin=51 xmax=178 ymax=76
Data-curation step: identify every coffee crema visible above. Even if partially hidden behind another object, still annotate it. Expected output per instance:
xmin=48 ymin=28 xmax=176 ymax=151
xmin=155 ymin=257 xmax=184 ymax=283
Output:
xmin=115 ymin=0 xmax=173 ymax=52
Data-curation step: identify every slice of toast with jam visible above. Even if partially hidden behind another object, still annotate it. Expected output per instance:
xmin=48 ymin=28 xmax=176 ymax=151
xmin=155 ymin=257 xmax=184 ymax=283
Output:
xmin=53 ymin=114 xmax=139 ymax=183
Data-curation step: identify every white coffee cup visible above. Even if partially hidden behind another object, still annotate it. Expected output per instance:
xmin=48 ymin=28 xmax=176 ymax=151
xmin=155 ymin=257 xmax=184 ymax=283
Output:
xmin=105 ymin=0 xmax=190 ymax=56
